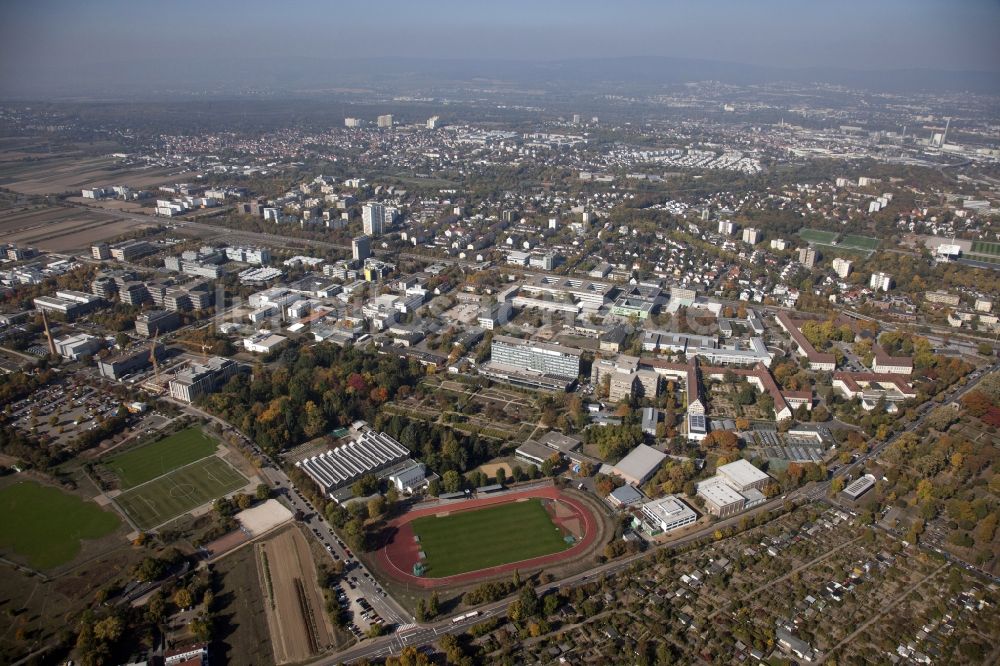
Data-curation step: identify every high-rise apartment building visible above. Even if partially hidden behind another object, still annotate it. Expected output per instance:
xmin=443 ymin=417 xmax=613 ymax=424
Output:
xmin=798 ymin=247 xmax=817 ymax=268
xmin=870 ymin=272 xmax=893 ymax=292
xmin=742 ymin=227 xmax=762 ymax=244
xmin=363 ymin=204 xmax=387 ymax=236
xmin=352 ymin=235 xmax=372 ymax=262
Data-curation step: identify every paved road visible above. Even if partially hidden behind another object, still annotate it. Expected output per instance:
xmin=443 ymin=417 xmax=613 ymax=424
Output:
xmin=168 ymin=399 xmax=412 ymax=628
xmin=314 ymin=364 xmax=999 ymax=664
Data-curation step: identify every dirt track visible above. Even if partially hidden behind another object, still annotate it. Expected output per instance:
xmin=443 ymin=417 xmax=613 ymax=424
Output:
xmin=258 ymin=526 xmax=335 ymax=664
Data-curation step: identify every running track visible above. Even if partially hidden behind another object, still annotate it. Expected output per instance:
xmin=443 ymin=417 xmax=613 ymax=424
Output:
xmin=374 ymin=485 xmax=599 ymax=589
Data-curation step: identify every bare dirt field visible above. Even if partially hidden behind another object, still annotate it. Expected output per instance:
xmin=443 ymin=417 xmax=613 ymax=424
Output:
xmin=258 ymin=526 xmax=335 ymax=664
xmin=0 ymin=205 xmax=156 ymax=252
xmin=0 ymin=153 xmax=194 ymax=195
xmin=64 ymin=196 xmax=147 ymax=211
xmin=477 ymin=461 xmax=514 ymax=479
xmin=213 ymin=544 xmax=275 ymax=666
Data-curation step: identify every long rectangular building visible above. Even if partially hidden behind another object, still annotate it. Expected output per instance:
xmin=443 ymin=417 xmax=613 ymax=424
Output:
xmin=168 ymin=357 xmax=238 ymax=402
xmin=297 ymin=429 xmax=410 ymax=496
xmin=519 ymin=275 xmax=614 ymax=312
xmin=98 ymin=342 xmax=166 ymax=380
xmin=490 ymin=335 xmax=581 ymax=377
xmin=774 ymin=311 xmax=836 ymax=371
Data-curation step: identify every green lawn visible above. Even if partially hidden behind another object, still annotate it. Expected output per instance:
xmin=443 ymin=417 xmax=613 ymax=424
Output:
xmin=0 ymin=481 xmax=120 ymax=569
xmin=798 ymin=229 xmax=838 ymax=244
xmin=104 ymin=426 xmax=219 ymax=489
xmin=971 ymin=240 xmax=1000 ymax=257
xmin=839 ymin=234 xmax=879 ymax=250
xmin=410 ymin=498 xmax=570 ymax=577
xmin=115 ymin=456 xmax=248 ymax=530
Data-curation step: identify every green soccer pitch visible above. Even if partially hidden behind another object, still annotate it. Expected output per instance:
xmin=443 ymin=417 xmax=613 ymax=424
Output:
xmin=409 ymin=498 xmax=571 ymax=577
xmin=0 ymin=481 xmax=120 ymax=569
xmin=115 ymin=456 xmax=247 ymax=531
xmin=104 ymin=426 xmax=219 ymax=489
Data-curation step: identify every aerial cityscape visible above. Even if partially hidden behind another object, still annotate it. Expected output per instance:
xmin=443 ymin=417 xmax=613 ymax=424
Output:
xmin=0 ymin=1 xmax=999 ymax=665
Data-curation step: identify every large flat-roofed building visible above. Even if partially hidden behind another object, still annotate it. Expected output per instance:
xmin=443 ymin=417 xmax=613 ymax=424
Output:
xmin=110 ymin=239 xmax=155 ymax=262
xmin=135 ymin=310 xmax=180 ymax=337
xmin=695 ymin=337 xmax=772 ymax=366
xmin=225 ymin=246 xmax=270 ymax=265
xmin=98 ymin=342 xmax=166 ymax=380
xmin=697 ymin=460 xmax=770 ymax=517
xmin=717 ymin=459 xmax=770 ymax=493
xmin=925 ymin=290 xmax=960 ymax=306
xmin=478 ymin=300 xmax=513 ymax=330
xmin=54 ymin=333 xmax=102 ymax=360
xmin=296 ymin=427 xmax=410 ymax=497
xmin=168 ymin=357 xmax=238 ymax=403
xmin=608 ymin=484 xmax=644 ymax=508
xmin=482 ymin=335 xmax=582 ymax=391
xmin=612 ymin=443 xmax=667 ymax=486
xmin=243 ymin=332 xmax=288 ymax=354
xmin=842 ymin=473 xmax=876 ymax=500
xmin=696 ymin=477 xmax=747 ymax=517
xmin=515 ymin=440 xmax=557 ymax=467
xmin=641 ymin=495 xmax=697 ymax=533
xmin=538 ymin=430 xmax=582 ymax=454
xmin=388 ymin=462 xmax=427 ymax=493
xmin=519 ymin=274 xmax=614 ymax=312
xmin=34 ymin=290 xmax=103 ymax=320
xmin=610 ymin=285 xmax=661 ymax=320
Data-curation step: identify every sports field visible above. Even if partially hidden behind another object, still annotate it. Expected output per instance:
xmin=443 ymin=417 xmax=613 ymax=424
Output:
xmin=971 ymin=241 xmax=1000 ymax=257
xmin=799 ymin=229 xmax=838 ymax=244
xmin=839 ymin=234 xmax=879 ymax=250
xmin=104 ymin=427 xmax=219 ymax=489
xmin=0 ymin=481 xmax=120 ymax=569
xmin=410 ymin=498 xmax=570 ymax=577
xmin=115 ymin=456 xmax=248 ymax=530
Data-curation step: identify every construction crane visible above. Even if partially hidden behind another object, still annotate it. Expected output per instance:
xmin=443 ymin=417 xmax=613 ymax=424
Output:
xmin=40 ymin=309 xmax=56 ymax=357
xmin=150 ymin=330 xmax=160 ymax=382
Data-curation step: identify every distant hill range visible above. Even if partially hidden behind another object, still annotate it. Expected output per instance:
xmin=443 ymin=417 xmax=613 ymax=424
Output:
xmin=3 ymin=55 xmax=998 ymax=100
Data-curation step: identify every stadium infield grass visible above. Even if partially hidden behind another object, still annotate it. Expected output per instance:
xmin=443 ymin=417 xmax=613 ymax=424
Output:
xmin=115 ymin=456 xmax=247 ymax=531
xmin=410 ymin=498 xmax=571 ymax=577
xmin=0 ymin=481 xmax=120 ymax=569
xmin=104 ymin=426 xmax=219 ymax=488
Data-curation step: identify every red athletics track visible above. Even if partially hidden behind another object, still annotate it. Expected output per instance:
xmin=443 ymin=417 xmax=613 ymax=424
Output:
xmin=374 ymin=485 xmax=598 ymax=589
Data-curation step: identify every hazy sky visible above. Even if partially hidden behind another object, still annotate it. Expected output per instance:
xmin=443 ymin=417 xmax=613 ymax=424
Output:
xmin=1 ymin=0 xmax=998 ymax=95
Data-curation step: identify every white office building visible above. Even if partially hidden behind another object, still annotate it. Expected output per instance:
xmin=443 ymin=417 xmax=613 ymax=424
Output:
xmin=641 ymin=495 xmax=697 ymax=533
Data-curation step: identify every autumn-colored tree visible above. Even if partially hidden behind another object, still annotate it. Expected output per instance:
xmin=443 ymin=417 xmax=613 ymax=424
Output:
xmin=173 ymin=588 xmax=193 ymax=609
xmin=702 ymin=430 xmax=740 ymax=451
xmin=961 ymin=390 xmax=993 ymax=418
